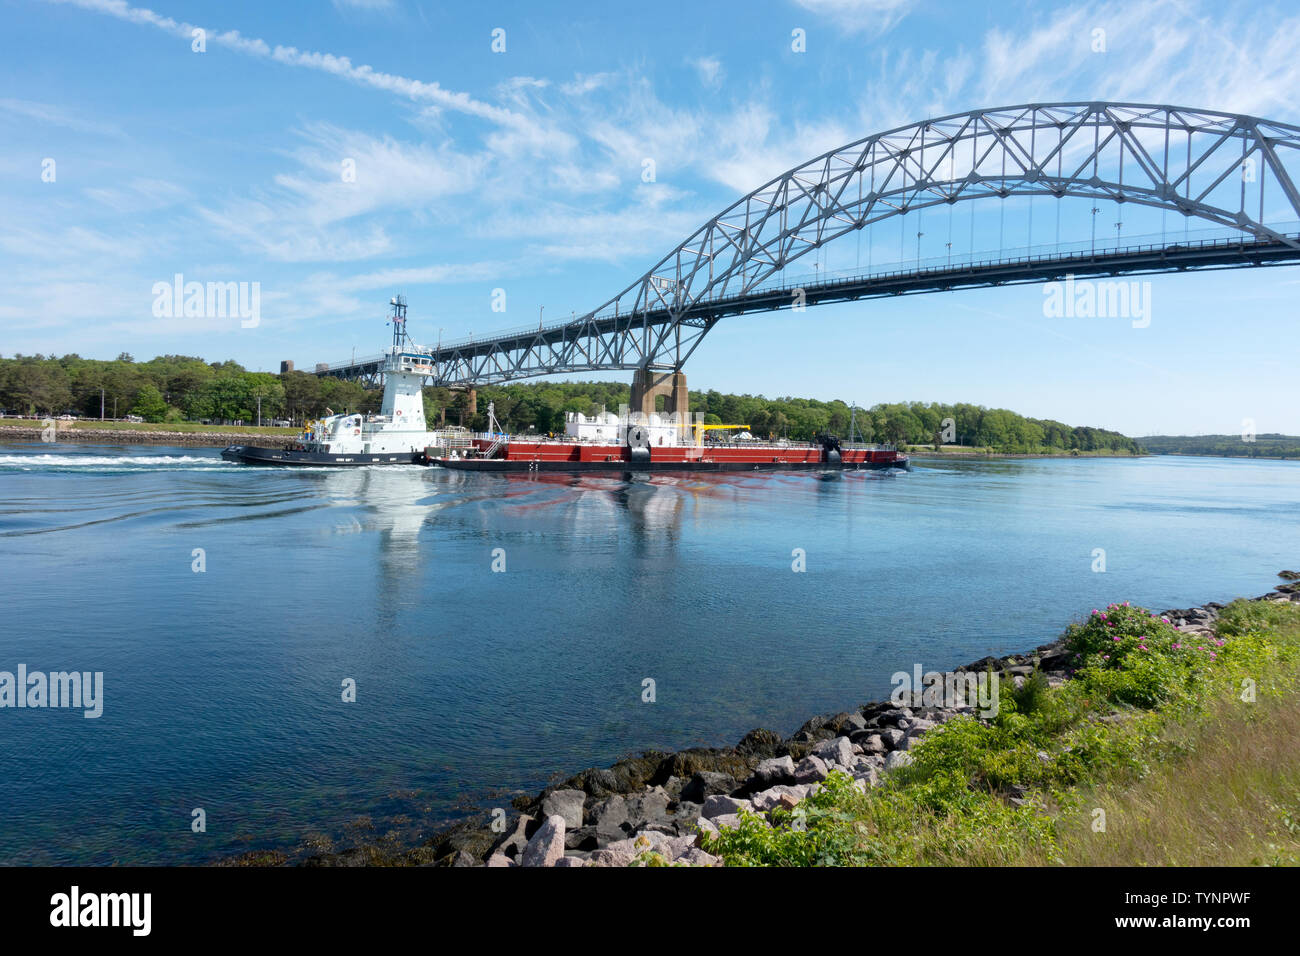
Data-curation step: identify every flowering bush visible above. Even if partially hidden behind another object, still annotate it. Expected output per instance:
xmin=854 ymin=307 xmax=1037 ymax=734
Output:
xmin=1061 ymin=602 xmax=1227 ymax=707
xmin=1065 ymin=602 xmax=1182 ymax=663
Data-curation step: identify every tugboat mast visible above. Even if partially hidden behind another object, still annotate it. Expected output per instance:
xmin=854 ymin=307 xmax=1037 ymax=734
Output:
xmin=389 ymin=294 xmax=408 ymax=351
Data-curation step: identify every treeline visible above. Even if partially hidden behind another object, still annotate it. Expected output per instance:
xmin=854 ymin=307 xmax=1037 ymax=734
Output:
xmin=0 ymin=353 xmax=375 ymax=424
xmin=466 ymin=382 xmax=1141 ymax=453
xmin=0 ymin=354 xmax=1139 ymax=454
xmin=1139 ymin=434 xmax=1300 ymax=459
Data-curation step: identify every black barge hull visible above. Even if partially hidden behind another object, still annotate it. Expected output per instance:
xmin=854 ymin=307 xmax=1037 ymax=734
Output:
xmin=221 ymin=445 xmax=423 ymax=466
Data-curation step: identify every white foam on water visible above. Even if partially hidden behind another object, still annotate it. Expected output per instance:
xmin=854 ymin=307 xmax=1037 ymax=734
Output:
xmin=0 ymin=453 xmax=231 ymax=468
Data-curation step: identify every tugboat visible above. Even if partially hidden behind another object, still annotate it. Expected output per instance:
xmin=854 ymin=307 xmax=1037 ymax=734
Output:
xmin=221 ymin=296 xmax=440 ymax=466
xmin=428 ymin=404 xmax=908 ymax=473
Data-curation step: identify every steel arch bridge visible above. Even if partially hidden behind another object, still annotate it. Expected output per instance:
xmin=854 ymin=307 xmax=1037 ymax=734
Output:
xmin=319 ymin=102 xmax=1300 ymax=387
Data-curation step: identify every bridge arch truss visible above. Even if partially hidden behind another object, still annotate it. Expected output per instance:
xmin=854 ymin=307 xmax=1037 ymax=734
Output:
xmin=321 ymin=102 xmax=1300 ymax=386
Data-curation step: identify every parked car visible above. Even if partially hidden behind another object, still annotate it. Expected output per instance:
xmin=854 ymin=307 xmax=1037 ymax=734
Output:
xmin=271 ymin=419 xmax=292 ymax=428
xmin=125 ymin=415 xmax=144 ymax=423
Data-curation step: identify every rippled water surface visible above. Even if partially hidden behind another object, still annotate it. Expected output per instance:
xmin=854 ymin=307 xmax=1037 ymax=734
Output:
xmin=1 ymin=442 xmax=1297 ymax=863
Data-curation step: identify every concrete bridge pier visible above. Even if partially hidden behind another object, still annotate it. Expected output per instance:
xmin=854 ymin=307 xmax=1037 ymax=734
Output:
xmin=630 ymin=368 xmax=688 ymax=419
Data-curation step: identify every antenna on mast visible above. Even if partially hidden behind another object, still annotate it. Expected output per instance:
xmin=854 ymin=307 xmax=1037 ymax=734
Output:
xmin=388 ymin=294 xmax=408 ymax=351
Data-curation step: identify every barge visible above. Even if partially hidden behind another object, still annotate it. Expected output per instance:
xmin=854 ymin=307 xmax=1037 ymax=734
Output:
xmin=427 ymin=405 xmax=908 ymax=474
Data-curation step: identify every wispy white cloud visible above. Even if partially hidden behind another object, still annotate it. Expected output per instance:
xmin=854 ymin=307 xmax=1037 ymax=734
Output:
xmin=43 ymin=0 xmax=535 ymax=132
xmin=691 ymin=56 xmax=725 ymax=90
xmin=791 ymin=0 xmax=917 ymax=36
xmin=84 ymin=177 xmax=190 ymax=213
xmin=331 ymin=0 xmax=395 ymax=11
xmin=0 ymin=97 xmax=126 ymax=138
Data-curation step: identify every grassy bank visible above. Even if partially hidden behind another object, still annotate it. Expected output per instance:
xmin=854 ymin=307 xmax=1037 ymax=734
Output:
xmin=705 ymin=598 xmax=1300 ymax=866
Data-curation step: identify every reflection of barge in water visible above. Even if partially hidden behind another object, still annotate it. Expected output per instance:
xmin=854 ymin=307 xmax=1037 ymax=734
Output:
xmin=426 ymin=405 xmax=908 ymax=474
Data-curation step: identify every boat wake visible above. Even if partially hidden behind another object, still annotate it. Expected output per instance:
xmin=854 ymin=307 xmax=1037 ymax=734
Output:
xmin=0 ymin=453 xmax=235 ymax=471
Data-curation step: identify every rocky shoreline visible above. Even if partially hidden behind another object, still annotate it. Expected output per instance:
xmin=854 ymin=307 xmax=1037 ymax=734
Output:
xmin=241 ymin=573 xmax=1300 ymax=868
xmin=0 ymin=425 xmax=295 ymax=448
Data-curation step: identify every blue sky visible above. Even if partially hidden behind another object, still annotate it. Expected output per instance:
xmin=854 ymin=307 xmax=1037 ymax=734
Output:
xmin=3 ymin=0 xmax=1300 ymax=435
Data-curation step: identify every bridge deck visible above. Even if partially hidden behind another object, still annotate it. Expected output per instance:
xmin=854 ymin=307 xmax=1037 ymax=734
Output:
xmin=316 ymin=233 xmax=1300 ymax=384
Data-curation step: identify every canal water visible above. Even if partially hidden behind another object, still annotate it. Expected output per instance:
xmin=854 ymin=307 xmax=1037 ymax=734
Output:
xmin=1 ymin=444 xmax=1297 ymax=863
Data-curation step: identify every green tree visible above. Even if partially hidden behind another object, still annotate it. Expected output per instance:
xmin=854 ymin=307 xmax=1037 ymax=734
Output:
xmin=131 ymin=383 xmax=169 ymax=423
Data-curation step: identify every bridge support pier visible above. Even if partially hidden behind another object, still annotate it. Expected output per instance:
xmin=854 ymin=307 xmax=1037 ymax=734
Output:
xmin=630 ymin=368 xmax=688 ymax=420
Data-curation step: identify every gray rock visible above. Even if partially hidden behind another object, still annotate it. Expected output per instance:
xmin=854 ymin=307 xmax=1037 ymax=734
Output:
xmin=554 ymin=856 xmax=586 ymax=867
xmin=564 ymin=826 xmax=599 ymax=851
xmin=748 ymin=755 xmax=796 ymax=789
xmin=874 ymin=707 xmax=913 ymax=728
xmin=850 ymin=731 xmax=888 ymax=754
xmin=852 ymin=767 xmax=880 ymax=790
xmin=750 ymin=784 xmax=809 ymax=812
xmin=520 ymin=815 xmax=566 ymax=867
xmin=672 ymin=800 xmax=703 ymax=827
xmin=677 ymin=847 xmax=721 ymax=866
xmin=794 ymin=754 xmax=830 ymax=783
xmin=695 ymin=816 xmax=719 ymax=838
xmin=680 ymin=771 xmax=738 ymax=804
xmin=485 ymin=853 xmax=515 ymax=867
xmin=623 ymin=790 xmax=673 ymax=832
xmin=702 ymin=794 xmax=752 ymax=819
xmin=812 ymin=735 xmax=854 ymax=768
xmin=884 ymin=750 xmax=914 ymax=771
xmin=900 ymin=717 xmax=938 ymax=734
xmin=541 ymin=788 xmax=586 ymax=830
xmin=841 ymin=712 xmax=869 ymax=734
xmin=588 ymin=794 xmax=628 ymax=840
xmin=850 ymin=754 xmax=882 ymax=774
xmin=658 ymin=775 xmax=687 ymax=801
xmin=587 ymin=846 xmax=635 ymax=867
xmin=661 ymin=833 xmax=699 ymax=861
xmin=876 ymin=728 xmax=905 ymax=749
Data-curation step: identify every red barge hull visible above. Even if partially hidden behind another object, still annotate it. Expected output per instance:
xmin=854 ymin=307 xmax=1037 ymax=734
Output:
xmin=429 ymin=439 xmax=908 ymax=473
